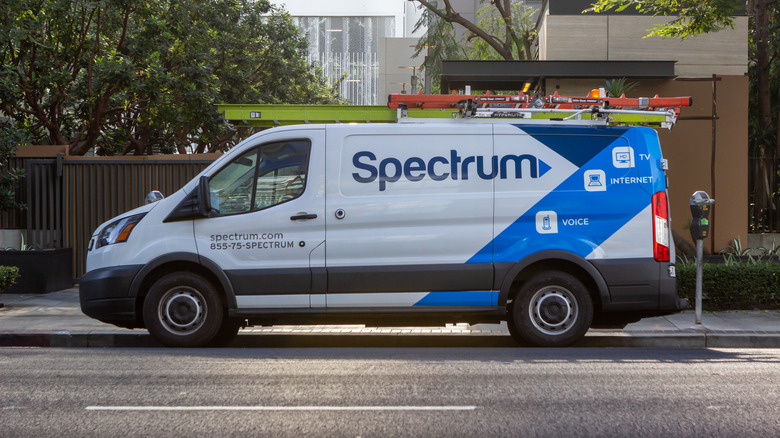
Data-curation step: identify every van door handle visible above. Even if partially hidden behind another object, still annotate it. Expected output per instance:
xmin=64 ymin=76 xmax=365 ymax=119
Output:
xmin=290 ymin=213 xmax=318 ymax=221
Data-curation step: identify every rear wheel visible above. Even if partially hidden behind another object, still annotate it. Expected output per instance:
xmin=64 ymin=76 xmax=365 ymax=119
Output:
xmin=509 ymin=271 xmax=593 ymax=347
xmin=143 ymin=272 xmax=223 ymax=348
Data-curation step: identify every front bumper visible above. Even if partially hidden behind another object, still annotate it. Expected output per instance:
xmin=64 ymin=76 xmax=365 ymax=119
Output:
xmin=79 ymin=265 xmax=143 ymax=326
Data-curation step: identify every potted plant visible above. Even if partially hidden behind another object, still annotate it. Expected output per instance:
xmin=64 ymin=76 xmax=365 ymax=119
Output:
xmin=0 ymin=265 xmax=20 ymax=307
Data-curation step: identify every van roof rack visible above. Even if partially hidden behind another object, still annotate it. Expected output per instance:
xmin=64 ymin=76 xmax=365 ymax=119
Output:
xmin=216 ymin=89 xmax=692 ymax=130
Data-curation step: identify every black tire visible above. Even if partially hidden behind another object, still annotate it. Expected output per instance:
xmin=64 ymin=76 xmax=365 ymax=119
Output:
xmin=509 ymin=271 xmax=593 ymax=347
xmin=505 ymin=313 xmax=529 ymax=347
xmin=143 ymin=272 xmax=224 ymax=348
xmin=206 ymin=320 xmax=242 ymax=348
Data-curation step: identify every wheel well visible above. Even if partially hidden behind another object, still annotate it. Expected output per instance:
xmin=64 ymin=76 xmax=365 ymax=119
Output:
xmin=134 ymin=261 xmax=225 ymax=328
xmin=506 ymin=259 xmax=603 ymax=314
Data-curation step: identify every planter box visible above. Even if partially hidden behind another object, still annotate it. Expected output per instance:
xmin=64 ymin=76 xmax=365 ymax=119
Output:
xmin=0 ymin=229 xmax=23 ymax=250
xmin=0 ymin=248 xmax=73 ymax=294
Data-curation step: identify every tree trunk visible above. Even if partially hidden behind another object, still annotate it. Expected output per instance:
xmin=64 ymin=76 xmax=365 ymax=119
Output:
xmin=752 ymin=0 xmax=775 ymax=217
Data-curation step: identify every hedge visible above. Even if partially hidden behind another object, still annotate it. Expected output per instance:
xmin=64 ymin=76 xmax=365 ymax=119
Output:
xmin=677 ymin=262 xmax=780 ymax=310
xmin=0 ymin=265 xmax=20 ymax=292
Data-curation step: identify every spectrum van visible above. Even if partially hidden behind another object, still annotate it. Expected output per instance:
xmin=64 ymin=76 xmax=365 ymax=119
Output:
xmin=79 ymin=120 xmax=687 ymax=348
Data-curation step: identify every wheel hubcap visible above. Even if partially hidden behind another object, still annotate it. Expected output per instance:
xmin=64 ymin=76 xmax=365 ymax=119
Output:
xmin=529 ymin=286 xmax=578 ymax=336
xmin=158 ymin=287 xmax=207 ymax=335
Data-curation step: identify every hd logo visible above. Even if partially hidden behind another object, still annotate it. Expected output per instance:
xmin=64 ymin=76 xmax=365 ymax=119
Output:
xmin=352 ymin=150 xmax=552 ymax=191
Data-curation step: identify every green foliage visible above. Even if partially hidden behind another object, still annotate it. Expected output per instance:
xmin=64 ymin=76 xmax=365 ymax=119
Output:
xmin=720 ymin=236 xmax=753 ymax=257
xmin=412 ymin=1 xmax=538 ymax=92
xmin=604 ymin=78 xmax=639 ymax=97
xmin=0 ymin=0 xmax=340 ymax=155
xmin=585 ymin=0 xmax=741 ymax=39
xmin=0 ymin=265 xmax=20 ymax=292
xmin=412 ymin=7 xmax=468 ymax=93
xmin=747 ymin=1 xmax=780 ymax=158
xmin=0 ymin=122 xmax=29 ymax=211
xmin=677 ymin=260 xmax=780 ymax=310
xmin=469 ymin=1 xmax=537 ymax=61
xmin=720 ymin=236 xmax=780 ymax=261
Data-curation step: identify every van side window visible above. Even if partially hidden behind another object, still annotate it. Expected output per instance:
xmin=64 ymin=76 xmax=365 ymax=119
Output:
xmin=208 ymin=140 xmax=310 ymax=215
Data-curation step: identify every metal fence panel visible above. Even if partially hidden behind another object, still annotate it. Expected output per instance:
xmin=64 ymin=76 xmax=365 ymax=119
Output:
xmin=63 ymin=157 xmax=215 ymax=277
xmin=25 ymin=158 xmax=61 ymax=249
xmin=0 ymin=157 xmax=28 ymax=229
xmin=749 ymin=157 xmax=780 ymax=233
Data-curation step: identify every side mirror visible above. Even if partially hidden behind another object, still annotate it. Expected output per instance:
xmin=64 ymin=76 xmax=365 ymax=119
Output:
xmin=144 ymin=190 xmax=164 ymax=205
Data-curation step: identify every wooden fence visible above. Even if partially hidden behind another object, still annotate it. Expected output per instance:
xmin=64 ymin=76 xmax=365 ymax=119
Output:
xmin=2 ymin=147 xmax=218 ymax=277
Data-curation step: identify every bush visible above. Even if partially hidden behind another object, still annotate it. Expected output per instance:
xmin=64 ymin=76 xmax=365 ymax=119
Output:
xmin=0 ymin=265 xmax=20 ymax=292
xmin=677 ymin=262 xmax=780 ymax=310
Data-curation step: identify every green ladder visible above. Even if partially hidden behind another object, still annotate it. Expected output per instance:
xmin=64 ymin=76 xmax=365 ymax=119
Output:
xmin=216 ymin=104 xmax=679 ymax=129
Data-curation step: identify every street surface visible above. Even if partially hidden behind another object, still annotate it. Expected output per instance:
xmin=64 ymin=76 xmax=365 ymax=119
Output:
xmin=2 ymin=348 xmax=779 ymax=437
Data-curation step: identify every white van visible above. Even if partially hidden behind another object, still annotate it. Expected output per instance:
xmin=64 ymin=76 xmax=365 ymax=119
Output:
xmin=80 ymin=118 xmax=686 ymax=347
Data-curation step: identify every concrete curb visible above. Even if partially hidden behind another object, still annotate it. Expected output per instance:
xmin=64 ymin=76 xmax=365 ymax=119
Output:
xmin=2 ymin=331 xmax=779 ymax=349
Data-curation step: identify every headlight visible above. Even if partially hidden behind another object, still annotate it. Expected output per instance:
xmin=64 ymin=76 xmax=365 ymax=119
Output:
xmin=95 ymin=213 xmax=146 ymax=249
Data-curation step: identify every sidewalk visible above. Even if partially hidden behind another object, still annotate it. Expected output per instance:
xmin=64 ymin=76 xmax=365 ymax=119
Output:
xmin=1 ymin=288 xmax=779 ymax=348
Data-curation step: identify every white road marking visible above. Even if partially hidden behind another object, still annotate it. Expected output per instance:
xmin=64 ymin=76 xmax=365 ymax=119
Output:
xmin=86 ymin=405 xmax=477 ymax=411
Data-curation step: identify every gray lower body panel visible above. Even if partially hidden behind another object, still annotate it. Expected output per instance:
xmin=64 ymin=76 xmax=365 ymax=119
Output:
xmin=590 ymin=258 xmax=682 ymax=313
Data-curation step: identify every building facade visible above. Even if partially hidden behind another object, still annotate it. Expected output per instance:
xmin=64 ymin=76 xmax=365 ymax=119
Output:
xmin=537 ymin=0 xmax=748 ymax=252
xmin=275 ymin=0 xmax=424 ymax=104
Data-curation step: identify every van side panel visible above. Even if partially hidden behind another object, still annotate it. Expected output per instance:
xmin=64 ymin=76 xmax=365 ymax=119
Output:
xmin=325 ymin=124 xmax=495 ymax=307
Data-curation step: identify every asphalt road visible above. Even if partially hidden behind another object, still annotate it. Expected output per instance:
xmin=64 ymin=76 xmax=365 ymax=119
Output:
xmin=2 ymin=348 xmax=779 ymax=437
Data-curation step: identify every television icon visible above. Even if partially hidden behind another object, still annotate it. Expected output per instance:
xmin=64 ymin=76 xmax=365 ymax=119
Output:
xmin=612 ymin=146 xmax=635 ymax=168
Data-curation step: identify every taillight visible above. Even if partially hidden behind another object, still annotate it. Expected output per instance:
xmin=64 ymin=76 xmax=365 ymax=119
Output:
xmin=652 ymin=191 xmax=670 ymax=262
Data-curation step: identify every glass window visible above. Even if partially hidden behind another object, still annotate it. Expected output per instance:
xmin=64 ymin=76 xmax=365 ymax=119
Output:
xmin=208 ymin=149 xmax=258 ymax=215
xmin=208 ymin=140 xmax=310 ymax=215
xmin=253 ymin=140 xmax=309 ymax=210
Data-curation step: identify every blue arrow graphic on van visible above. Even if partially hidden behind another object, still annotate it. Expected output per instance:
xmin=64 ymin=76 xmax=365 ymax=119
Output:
xmin=468 ymin=126 xmax=653 ymax=265
xmin=518 ymin=125 xmax=631 ymax=167
xmin=538 ymin=159 xmax=551 ymax=177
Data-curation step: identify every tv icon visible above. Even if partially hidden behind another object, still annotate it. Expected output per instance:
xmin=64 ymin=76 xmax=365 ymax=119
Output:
xmin=612 ymin=146 xmax=635 ymax=168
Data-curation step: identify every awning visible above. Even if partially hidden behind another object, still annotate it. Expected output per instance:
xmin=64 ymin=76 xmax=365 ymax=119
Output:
xmin=440 ymin=60 xmax=677 ymax=93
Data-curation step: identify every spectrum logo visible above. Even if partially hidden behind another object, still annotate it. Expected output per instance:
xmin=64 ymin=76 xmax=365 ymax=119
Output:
xmin=352 ymin=150 xmax=551 ymax=191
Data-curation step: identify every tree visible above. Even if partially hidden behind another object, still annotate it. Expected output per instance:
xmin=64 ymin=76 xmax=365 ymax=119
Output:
xmin=588 ymin=0 xmax=779 ymax=226
xmin=469 ymin=1 xmax=537 ymax=61
xmin=411 ymin=5 xmax=468 ymax=92
xmin=0 ymin=0 xmax=340 ymax=155
xmin=586 ymin=0 xmax=743 ymax=38
xmin=412 ymin=0 xmax=537 ymax=60
xmin=411 ymin=1 xmax=537 ymax=92
xmin=0 ymin=121 xmax=28 ymax=211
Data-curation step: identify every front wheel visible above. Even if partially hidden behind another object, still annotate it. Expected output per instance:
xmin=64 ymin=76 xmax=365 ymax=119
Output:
xmin=143 ymin=272 xmax=224 ymax=347
xmin=509 ymin=271 xmax=593 ymax=347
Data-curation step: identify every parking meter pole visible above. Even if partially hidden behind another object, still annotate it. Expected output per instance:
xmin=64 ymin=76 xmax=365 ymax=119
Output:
xmin=695 ymin=239 xmax=703 ymax=325
xmin=690 ymin=191 xmax=714 ymax=327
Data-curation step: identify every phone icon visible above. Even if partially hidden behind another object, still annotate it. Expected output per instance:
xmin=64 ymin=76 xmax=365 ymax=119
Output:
xmin=536 ymin=211 xmax=558 ymax=234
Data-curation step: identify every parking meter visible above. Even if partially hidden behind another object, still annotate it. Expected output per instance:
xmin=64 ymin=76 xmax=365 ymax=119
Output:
xmin=689 ymin=191 xmax=714 ymax=325
xmin=689 ymin=191 xmax=714 ymax=241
